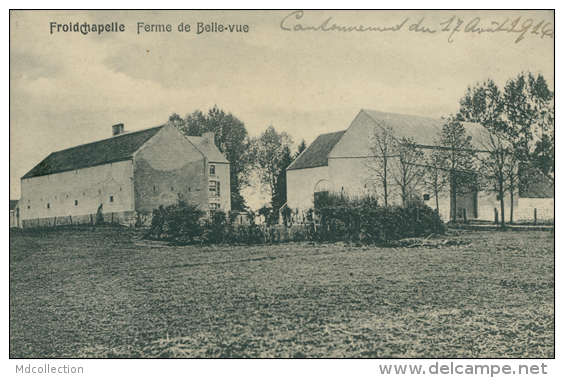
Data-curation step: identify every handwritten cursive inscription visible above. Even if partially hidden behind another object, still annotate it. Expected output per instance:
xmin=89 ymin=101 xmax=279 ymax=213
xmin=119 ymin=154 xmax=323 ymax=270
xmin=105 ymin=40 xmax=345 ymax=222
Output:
xmin=280 ymin=11 xmax=554 ymax=44
xmin=280 ymin=10 xmax=410 ymax=33
xmin=440 ymin=16 xmax=554 ymax=43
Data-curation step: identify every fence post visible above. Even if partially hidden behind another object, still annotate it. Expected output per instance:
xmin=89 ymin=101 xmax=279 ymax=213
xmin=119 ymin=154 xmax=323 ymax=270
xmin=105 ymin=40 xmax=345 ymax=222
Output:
xmin=494 ymin=208 xmax=499 ymax=225
xmin=90 ymin=214 xmax=93 ymax=225
xmin=69 ymin=215 xmax=73 ymax=225
xmin=534 ymin=208 xmax=537 ymax=225
xmin=463 ymin=208 xmax=467 ymax=223
xmin=54 ymin=216 xmax=57 ymax=227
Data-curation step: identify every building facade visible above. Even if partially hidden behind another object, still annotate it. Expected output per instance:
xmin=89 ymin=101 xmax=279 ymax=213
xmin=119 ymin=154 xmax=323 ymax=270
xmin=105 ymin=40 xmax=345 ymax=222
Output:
xmin=19 ymin=123 xmax=230 ymax=228
xmin=287 ymin=109 xmax=553 ymax=222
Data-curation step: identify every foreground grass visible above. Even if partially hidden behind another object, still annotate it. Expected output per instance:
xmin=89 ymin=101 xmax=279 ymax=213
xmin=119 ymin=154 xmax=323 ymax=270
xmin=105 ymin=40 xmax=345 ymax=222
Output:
xmin=10 ymin=227 xmax=554 ymax=358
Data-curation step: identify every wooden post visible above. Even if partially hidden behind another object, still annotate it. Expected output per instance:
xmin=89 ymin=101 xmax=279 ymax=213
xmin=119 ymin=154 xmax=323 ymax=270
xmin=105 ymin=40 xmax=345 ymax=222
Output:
xmin=494 ymin=208 xmax=499 ymax=225
xmin=54 ymin=216 xmax=57 ymax=227
xmin=70 ymin=215 xmax=73 ymax=225
xmin=463 ymin=208 xmax=467 ymax=224
xmin=90 ymin=213 xmax=93 ymax=225
xmin=534 ymin=208 xmax=537 ymax=225
xmin=111 ymin=212 xmax=114 ymax=224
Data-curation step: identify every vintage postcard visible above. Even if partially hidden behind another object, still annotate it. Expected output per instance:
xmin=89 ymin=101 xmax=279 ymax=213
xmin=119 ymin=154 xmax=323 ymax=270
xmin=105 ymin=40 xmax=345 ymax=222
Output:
xmin=10 ymin=9 xmax=554 ymax=370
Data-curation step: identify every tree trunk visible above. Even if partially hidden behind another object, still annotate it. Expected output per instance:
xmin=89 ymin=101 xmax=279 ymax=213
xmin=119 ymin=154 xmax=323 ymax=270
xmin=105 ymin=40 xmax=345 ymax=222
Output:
xmin=499 ymin=191 xmax=505 ymax=229
xmin=510 ymin=191 xmax=514 ymax=224
xmin=383 ymin=180 xmax=388 ymax=206
xmin=451 ymin=181 xmax=457 ymax=222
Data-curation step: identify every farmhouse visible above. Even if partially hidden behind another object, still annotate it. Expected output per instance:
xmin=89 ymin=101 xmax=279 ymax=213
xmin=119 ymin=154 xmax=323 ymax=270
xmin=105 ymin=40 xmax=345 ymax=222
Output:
xmin=287 ymin=109 xmax=553 ymax=222
xmin=19 ymin=122 xmax=230 ymax=228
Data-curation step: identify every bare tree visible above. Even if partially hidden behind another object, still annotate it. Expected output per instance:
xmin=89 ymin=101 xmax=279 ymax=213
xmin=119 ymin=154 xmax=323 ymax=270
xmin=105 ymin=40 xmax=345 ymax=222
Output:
xmin=423 ymin=148 xmax=448 ymax=214
xmin=366 ymin=123 xmax=396 ymax=206
xmin=390 ymin=137 xmax=425 ymax=205
xmin=476 ymin=133 xmax=517 ymax=228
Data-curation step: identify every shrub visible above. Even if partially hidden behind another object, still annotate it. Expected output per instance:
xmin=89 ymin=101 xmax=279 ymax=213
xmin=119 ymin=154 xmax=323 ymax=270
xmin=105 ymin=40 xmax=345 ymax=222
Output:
xmin=147 ymin=195 xmax=205 ymax=244
xmin=314 ymin=192 xmax=444 ymax=244
xmin=146 ymin=193 xmax=444 ymax=246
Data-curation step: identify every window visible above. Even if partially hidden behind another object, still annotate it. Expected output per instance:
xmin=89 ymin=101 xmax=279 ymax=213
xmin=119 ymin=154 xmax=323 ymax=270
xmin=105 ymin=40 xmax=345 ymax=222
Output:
xmin=209 ymin=181 xmax=220 ymax=197
xmin=496 ymin=195 xmax=500 ymax=201
xmin=110 ymin=196 xmax=114 ymax=202
xmin=28 ymin=205 xmax=30 ymax=209
xmin=423 ymin=194 xmax=430 ymax=201
xmin=47 ymin=203 xmax=50 ymax=209
xmin=75 ymin=200 xmax=78 ymax=206
xmin=209 ymin=164 xmax=215 ymax=175
xmin=210 ymin=203 xmax=219 ymax=211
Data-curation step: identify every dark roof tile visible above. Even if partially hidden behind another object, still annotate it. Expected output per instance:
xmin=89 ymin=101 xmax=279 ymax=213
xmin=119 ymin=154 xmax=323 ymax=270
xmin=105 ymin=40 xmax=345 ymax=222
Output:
xmin=287 ymin=131 xmax=346 ymax=171
xmin=22 ymin=126 xmax=164 ymax=179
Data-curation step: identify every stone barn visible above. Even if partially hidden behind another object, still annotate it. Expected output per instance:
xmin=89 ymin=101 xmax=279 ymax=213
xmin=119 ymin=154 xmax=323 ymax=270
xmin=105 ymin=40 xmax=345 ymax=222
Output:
xmin=19 ymin=122 xmax=230 ymax=228
xmin=286 ymin=109 xmax=554 ymax=222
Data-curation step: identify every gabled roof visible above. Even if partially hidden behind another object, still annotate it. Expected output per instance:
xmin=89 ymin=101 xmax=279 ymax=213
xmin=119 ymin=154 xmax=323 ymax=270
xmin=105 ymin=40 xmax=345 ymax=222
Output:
xmin=10 ymin=200 xmax=19 ymax=211
xmin=186 ymin=136 xmax=229 ymax=164
xmin=519 ymin=164 xmax=554 ymax=198
xmin=22 ymin=125 xmax=164 ymax=179
xmin=287 ymin=130 xmax=346 ymax=171
xmin=362 ymin=109 xmax=490 ymax=150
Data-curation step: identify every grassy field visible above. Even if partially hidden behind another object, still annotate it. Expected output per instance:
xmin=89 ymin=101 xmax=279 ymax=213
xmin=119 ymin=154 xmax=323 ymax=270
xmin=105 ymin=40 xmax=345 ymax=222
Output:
xmin=10 ymin=226 xmax=554 ymax=358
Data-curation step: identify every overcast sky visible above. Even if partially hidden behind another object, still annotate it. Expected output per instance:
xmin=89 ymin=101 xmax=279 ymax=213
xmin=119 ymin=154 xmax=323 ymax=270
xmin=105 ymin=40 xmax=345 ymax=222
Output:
xmin=9 ymin=10 xmax=554 ymax=200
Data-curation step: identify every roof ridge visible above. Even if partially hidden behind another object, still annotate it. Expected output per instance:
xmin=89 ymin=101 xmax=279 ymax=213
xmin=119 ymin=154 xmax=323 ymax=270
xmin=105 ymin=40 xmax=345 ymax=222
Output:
xmin=48 ymin=124 xmax=166 ymax=155
xmin=22 ymin=124 xmax=166 ymax=179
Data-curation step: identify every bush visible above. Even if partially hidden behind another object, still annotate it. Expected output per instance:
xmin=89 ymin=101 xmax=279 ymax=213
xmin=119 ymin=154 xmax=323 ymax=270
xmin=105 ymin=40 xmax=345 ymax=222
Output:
xmin=314 ymin=192 xmax=444 ymax=244
xmin=146 ymin=193 xmax=444 ymax=246
xmin=146 ymin=195 xmax=205 ymax=244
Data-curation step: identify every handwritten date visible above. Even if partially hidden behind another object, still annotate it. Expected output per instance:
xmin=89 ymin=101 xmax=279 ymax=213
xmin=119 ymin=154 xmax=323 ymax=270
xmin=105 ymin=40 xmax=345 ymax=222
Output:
xmin=440 ymin=16 xmax=553 ymax=43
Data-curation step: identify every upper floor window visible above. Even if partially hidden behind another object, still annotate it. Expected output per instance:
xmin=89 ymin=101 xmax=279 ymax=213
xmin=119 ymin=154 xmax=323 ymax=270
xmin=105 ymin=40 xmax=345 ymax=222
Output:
xmin=209 ymin=164 xmax=216 ymax=175
xmin=209 ymin=180 xmax=220 ymax=197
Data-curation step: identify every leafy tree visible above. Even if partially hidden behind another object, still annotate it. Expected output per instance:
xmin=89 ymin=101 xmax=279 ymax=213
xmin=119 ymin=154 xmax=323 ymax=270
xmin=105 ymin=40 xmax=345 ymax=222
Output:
xmin=271 ymin=144 xmax=294 ymax=212
xmin=458 ymin=79 xmax=511 ymax=224
xmin=457 ymin=73 xmax=553 ymax=222
xmin=437 ymin=117 xmax=477 ymax=222
xmin=390 ymin=137 xmax=425 ymax=205
xmin=253 ymin=126 xmax=293 ymax=212
xmin=170 ymin=106 xmax=252 ymax=211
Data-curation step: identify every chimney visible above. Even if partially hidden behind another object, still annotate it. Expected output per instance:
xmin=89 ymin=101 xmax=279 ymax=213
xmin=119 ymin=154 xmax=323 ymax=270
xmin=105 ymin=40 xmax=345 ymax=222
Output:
xmin=112 ymin=123 xmax=124 ymax=136
xmin=202 ymin=132 xmax=215 ymax=144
